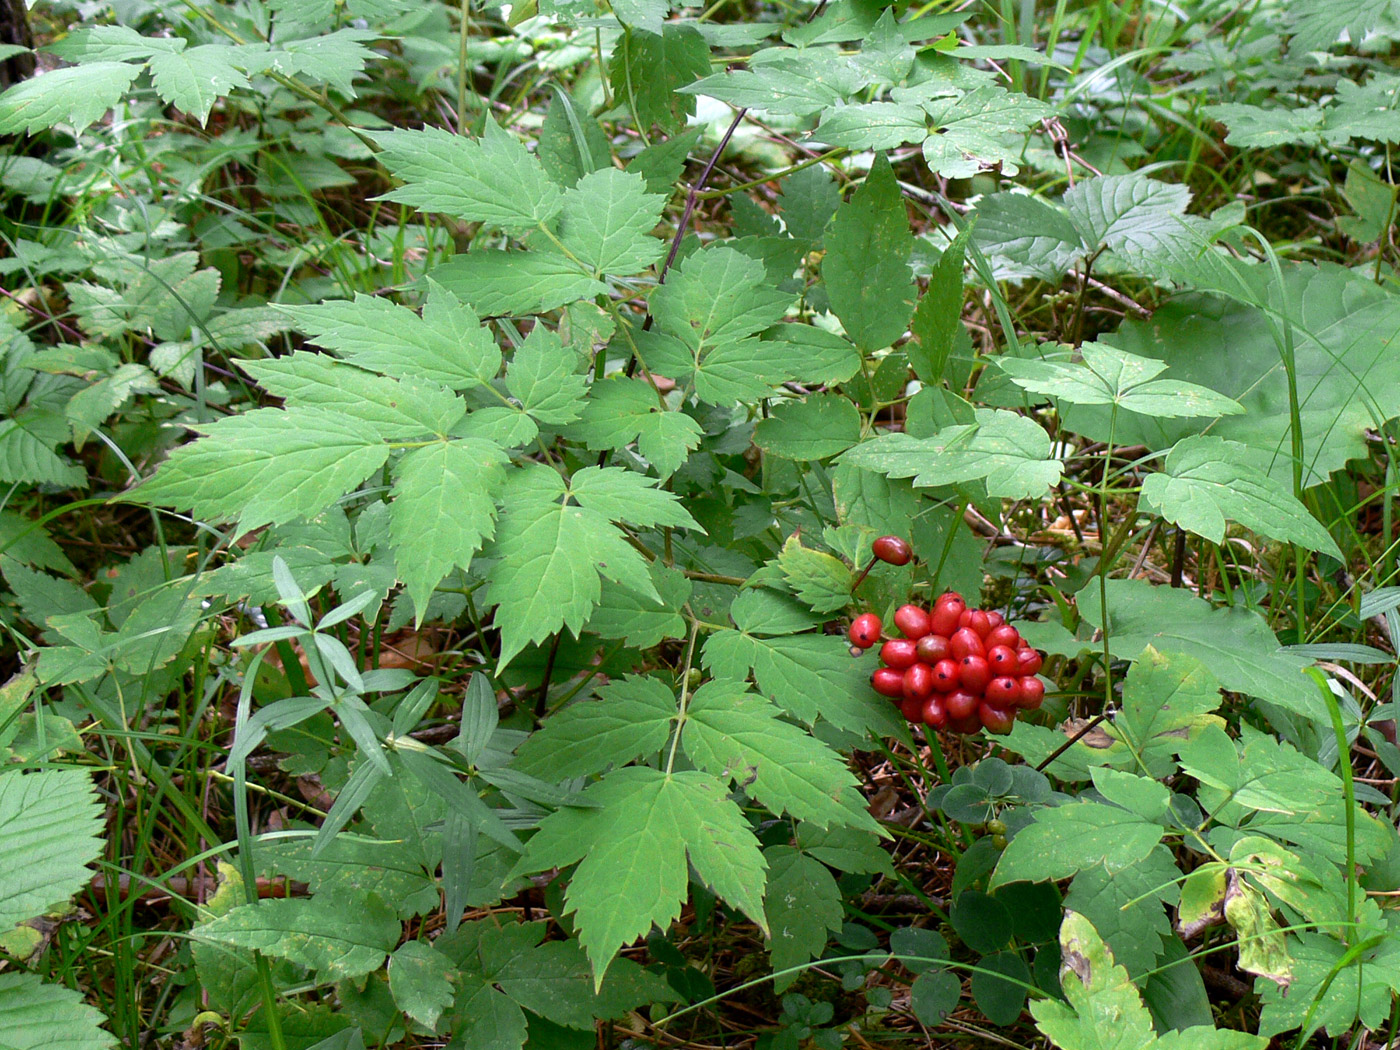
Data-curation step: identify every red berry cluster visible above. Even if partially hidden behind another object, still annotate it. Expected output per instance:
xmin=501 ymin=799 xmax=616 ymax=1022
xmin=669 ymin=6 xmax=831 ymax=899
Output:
xmin=849 ymin=591 xmax=1044 ymax=736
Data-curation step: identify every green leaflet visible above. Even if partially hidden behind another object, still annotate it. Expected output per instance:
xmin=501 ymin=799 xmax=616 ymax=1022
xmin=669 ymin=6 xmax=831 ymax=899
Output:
xmin=512 ymin=767 xmax=767 ymax=985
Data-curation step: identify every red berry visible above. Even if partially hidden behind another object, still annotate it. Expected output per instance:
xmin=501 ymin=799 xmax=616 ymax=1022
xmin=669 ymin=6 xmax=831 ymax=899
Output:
xmin=1017 ymin=676 xmax=1045 ymax=709
xmin=903 ymin=662 xmax=936 ymax=701
xmin=985 ymin=611 xmax=1004 ymax=629
xmin=985 ymin=676 xmax=1019 ymax=706
xmin=987 ymin=644 xmax=1018 ymax=673
xmin=849 ymin=613 xmax=882 ymax=648
xmin=915 ymin=634 xmax=950 ymax=664
xmin=931 ymin=659 xmax=960 ymax=691
xmin=979 ymin=703 xmax=1016 ymax=735
xmin=958 ymin=654 xmax=992 ymax=694
xmin=921 ymin=695 xmax=948 ymax=728
xmin=880 ymin=638 xmax=918 ymax=670
xmin=871 ymin=667 xmax=905 ymax=698
xmin=872 ymin=535 xmax=913 ymax=566
xmin=948 ymin=712 xmax=983 ymax=735
xmin=900 ymin=696 xmax=926 ymax=722
xmin=929 ymin=602 xmax=961 ymax=636
xmin=946 ymin=689 xmax=979 ymax=720
xmin=949 ymin=628 xmax=985 ymax=661
xmin=893 ymin=604 xmax=932 ymax=640
xmin=987 ymin=624 xmax=1022 ymax=650
xmin=935 ymin=590 xmax=965 ymax=609
xmin=1017 ymin=648 xmax=1043 ymax=676
xmin=958 ymin=608 xmax=992 ymax=638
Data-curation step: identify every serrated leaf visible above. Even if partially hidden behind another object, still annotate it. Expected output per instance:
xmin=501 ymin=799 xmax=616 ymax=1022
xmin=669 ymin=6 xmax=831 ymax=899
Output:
xmin=839 ymin=408 xmax=1063 ymax=499
xmin=567 ymin=465 xmax=700 ymax=529
xmin=588 ymin=562 xmax=691 ymax=647
xmin=558 ymin=168 xmax=667 ymax=276
xmin=651 ymin=245 xmax=794 ymax=352
xmin=763 ymin=846 xmax=843 ymax=990
xmin=908 ymin=226 xmax=968 ymax=383
xmin=776 ymin=534 xmax=853 ymax=614
xmin=569 ymin=376 xmax=701 ymax=478
xmin=484 ymin=476 xmax=659 ymax=668
xmin=513 ymin=675 xmax=676 ymax=780
xmin=641 ymin=331 xmax=795 ymax=404
xmin=683 ymin=680 xmax=881 ymax=831
xmin=429 ymin=250 xmax=605 ymax=316
xmin=991 ymin=801 xmax=1164 ymax=887
xmin=280 ymin=288 xmax=501 ymax=391
xmin=917 ymin=85 xmax=1051 ymax=179
xmin=0 ymin=972 xmax=117 ymax=1050
xmin=754 ymin=394 xmax=861 ymax=461
xmin=135 ymin=407 xmax=390 ymax=534
xmin=270 ymin=28 xmax=376 ymax=96
xmin=388 ymin=941 xmax=455 ymax=1029
xmin=390 ymin=438 xmax=508 ymax=615
xmin=0 ymin=770 xmax=104 ymax=930
xmin=0 ymin=61 xmax=141 ymax=135
xmin=1064 ymin=845 xmax=1179 ymax=980
xmin=513 ymin=767 xmax=767 ymax=984
xmin=373 ymin=121 xmax=563 ymax=233
xmin=0 ymin=409 xmax=85 ymax=486
xmin=1141 ymin=435 xmax=1342 ymax=558
xmin=999 ymin=343 xmax=1244 ymax=418
xmin=241 ymin=354 xmax=466 ymax=438
xmin=1077 ymin=578 xmax=1320 ymax=721
xmin=607 ymin=25 xmax=709 ymax=134
xmin=822 ymin=153 xmax=915 ymax=352
xmin=506 ymin=328 xmax=587 ymax=426
xmin=148 ymin=45 xmax=250 ymax=124
xmin=702 ymin=629 xmax=903 ymax=737
xmin=1029 ymin=912 xmax=1159 ymax=1050
xmin=43 ymin=25 xmax=182 ymax=62
xmin=681 ymin=48 xmax=860 ymax=118
xmin=1256 ymin=927 xmax=1400 ymax=1038
xmin=191 ymin=892 xmax=400 ymax=981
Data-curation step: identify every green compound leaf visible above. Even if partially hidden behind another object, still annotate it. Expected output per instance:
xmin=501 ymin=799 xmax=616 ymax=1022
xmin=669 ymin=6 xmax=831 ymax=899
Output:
xmin=839 ymin=408 xmax=1063 ymax=499
xmin=683 ymin=679 xmax=882 ymax=832
xmin=762 ymin=846 xmax=843 ymax=991
xmin=390 ymin=438 xmax=508 ymax=617
xmin=191 ymin=891 xmax=401 ymax=982
xmin=1064 ymin=845 xmax=1179 ymax=981
xmin=822 ymin=152 xmax=915 ymax=352
xmin=430 ymin=249 xmax=606 ymax=316
xmin=650 ymin=245 xmax=794 ymax=353
xmin=588 ymin=563 xmax=691 ymax=648
xmin=998 ymin=343 xmax=1244 ymax=418
xmin=1030 ymin=912 xmax=1159 ymax=1050
xmin=0 ymin=972 xmax=117 ymax=1050
xmin=569 ymin=376 xmax=702 ymax=478
xmin=1141 ymin=435 xmax=1343 ymax=558
xmin=279 ymin=287 xmax=501 ymax=391
xmin=505 ymin=328 xmax=588 ymax=427
xmin=754 ymin=393 xmax=862 ymax=461
xmin=916 ymin=85 xmax=1051 ymax=179
xmin=0 ymin=769 xmax=104 ymax=931
xmin=776 ymin=534 xmax=853 ymax=614
xmin=135 ymin=407 xmax=390 ymax=535
xmin=512 ymin=767 xmax=767 ymax=986
xmin=148 ymin=45 xmax=250 ymax=125
xmin=991 ymin=801 xmax=1165 ymax=888
xmin=373 ymin=120 xmax=563 ymax=233
xmin=512 ymin=674 xmax=677 ymax=780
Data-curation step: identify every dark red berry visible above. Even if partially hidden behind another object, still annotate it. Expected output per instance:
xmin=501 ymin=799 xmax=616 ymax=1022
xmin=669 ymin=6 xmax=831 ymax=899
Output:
xmin=979 ymin=703 xmax=1016 ymax=735
xmin=1017 ymin=648 xmax=1043 ymax=676
xmin=903 ymin=662 xmax=935 ymax=701
xmin=946 ymin=689 xmax=979 ymax=720
xmin=1017 ymin=676 xmax=1045 ymax=709
xmin=985 ymin=676 xmax=1019 ymax=706
xmin=915 ymin=633 xmax=950 ymax=664
xmin=929 ymin=602 xmax=961 ymax=636
xmin=987 ymin=624 xmax=1022 ymax=650
xmin=987 ymin=644 xmax=1018 ymax=673
xmin=880 ymin=638 xmax=918 ymax=670
xmin=849 ymin=613 xmax=882 ymax=648
xmin=894 ymin=604 xmax=932 ymax=640
xmin=872 ymin=535 xmax=913 ymax=566
xmin=900 ymin=696 xmax=926 ymax=722
xmin=921 ymin=694 xmax=948 ymax=728
xmin=958 ymin=654 xmax=992 ymax=694
xmin=871 ymin=667 xmax=905 ymax=698
xmin=949 ymin=628 xmax=985 ymax=661
xmin=931 ymin=659 xmax=960 ymax=692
